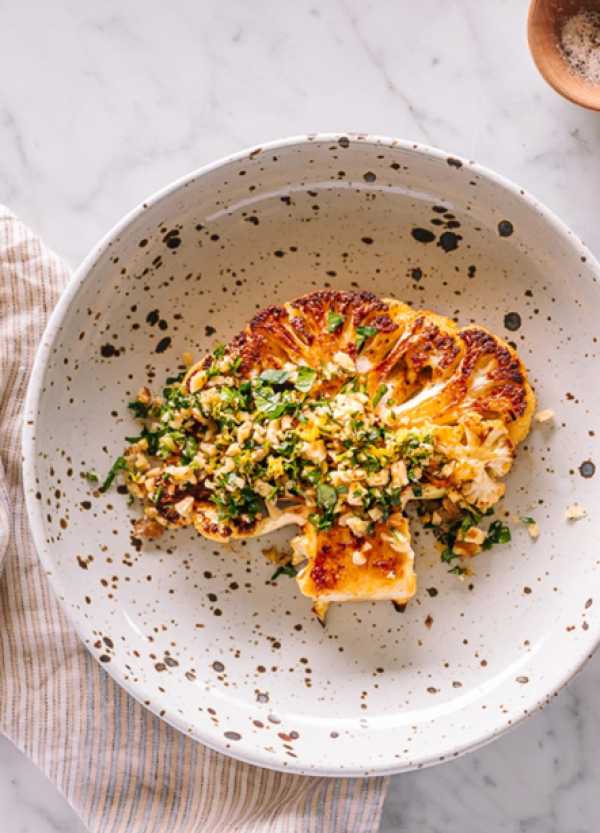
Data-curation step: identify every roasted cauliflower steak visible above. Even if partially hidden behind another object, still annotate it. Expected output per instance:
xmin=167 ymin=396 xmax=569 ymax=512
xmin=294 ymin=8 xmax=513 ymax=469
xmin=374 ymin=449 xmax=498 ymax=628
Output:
xmin=119 ymin=290 xmax=535 ymax=623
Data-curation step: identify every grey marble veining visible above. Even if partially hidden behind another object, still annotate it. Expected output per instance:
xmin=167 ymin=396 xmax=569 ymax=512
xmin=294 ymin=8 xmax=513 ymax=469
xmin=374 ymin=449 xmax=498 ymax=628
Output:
xmin=382 ymin=650 xmax=600 ymax=832
xmin=1 ymin=0 xmax=599 ymax=831
xmin=0 ymin=735 xmax=85 ymax=833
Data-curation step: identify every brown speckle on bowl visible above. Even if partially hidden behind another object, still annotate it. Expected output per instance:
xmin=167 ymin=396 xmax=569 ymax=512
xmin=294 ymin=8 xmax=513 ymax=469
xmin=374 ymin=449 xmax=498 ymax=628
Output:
xmin=504 ymin=312 xmax=522 ymax=331
xmin=411 ymin=228 xmax=436 ymax=244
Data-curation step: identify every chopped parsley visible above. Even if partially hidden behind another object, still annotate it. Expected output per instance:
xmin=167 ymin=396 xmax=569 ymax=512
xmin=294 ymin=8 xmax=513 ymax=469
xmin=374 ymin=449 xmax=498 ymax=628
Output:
xmin=128 ymin=400 xmax=150 ymax=418
xmin=212 ymin=485 xmax=263 ymax=521
xmin=140 ymin=426 xmax=164 ymax=455
xmin=482 ymin=520 xmax=511 ymax=550
xmin=437 ymin=514 xmax=469 ymax=564
xmin=355 ymin=325 xmax=378 ymax=351
xmin=372 ymin=383 xmax=387 ymax=407
xmin=316 ymin=483 xmax=338 ymax=511
xmin=254 ymin=388 xmax=296 ymax=420
xmin=100 ymin=457 xmax=127 ymax=493
xmin=326 ymin=311 xmax=345 ymax=333
xmin=259 ymin=369 xmax=289 ymax=386
xmin=181 ymin=435 xmax=198 ymax=463
xmin=295 ymin=366 xmax=317 ymax=393
xmin=270 ymin=563 xmax=297 ymax=581
xmin=308 ymin=511 xmax=335 ymax=531
xmin=165 ymin=371 xmax=186 ymax=385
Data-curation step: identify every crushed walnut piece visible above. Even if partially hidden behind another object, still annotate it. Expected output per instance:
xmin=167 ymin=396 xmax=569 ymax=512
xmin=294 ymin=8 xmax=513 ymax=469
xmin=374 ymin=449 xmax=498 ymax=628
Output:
xmin=565 ymin=503 xmax=586 ymax=521
xmin=262 ymin=545 xmax=289 ymax=566
xmin=517 ymin=516 xmax=540 ymax=539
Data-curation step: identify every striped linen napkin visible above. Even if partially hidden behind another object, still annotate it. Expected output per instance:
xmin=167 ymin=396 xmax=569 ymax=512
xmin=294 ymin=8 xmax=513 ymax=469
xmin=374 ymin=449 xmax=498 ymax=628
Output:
xmin=0 ymin=207 xmax=389 ymax=833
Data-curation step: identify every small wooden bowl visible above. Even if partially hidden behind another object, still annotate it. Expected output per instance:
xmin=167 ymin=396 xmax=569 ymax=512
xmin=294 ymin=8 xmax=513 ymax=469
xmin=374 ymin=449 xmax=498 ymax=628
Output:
xmin=528 ymin=0 xmax=600 ymax=110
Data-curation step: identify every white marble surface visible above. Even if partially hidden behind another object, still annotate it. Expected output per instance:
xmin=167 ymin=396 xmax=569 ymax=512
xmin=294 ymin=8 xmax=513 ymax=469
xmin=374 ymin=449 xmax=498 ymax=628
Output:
xmin=1 ymin=0 xmax=600 ymax=830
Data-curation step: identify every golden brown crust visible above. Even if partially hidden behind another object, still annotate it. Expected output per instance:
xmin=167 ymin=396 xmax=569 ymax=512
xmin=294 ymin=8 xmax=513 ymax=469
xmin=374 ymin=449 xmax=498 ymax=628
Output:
xmin=132 ymin=517 xmax=164 ymax=540
xmin=190 ymin=289 xmax=534 ymax=441
xmin=135 ymin=289 xmax=534 ymax=612
xmin=296 ymin=515 xmax=416 ymax=603
xmin=233 ymin=290 xmax=405 ymax=375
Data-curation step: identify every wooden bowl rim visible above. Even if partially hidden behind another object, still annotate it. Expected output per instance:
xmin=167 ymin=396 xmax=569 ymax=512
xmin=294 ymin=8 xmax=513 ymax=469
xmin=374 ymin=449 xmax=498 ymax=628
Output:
xmin=527 ymin=0 xmax=600 ymax=111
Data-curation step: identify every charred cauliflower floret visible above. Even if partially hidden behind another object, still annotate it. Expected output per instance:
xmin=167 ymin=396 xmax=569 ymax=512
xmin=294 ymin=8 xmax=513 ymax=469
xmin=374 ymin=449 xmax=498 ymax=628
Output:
xmin=111 ymin=289 xmax=535 ymax=621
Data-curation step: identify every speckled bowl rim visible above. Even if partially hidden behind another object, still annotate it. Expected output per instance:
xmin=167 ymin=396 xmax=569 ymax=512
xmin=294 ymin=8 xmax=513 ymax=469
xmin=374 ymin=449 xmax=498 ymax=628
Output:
xmin=22 ymin=132 xmax=600 ymax=777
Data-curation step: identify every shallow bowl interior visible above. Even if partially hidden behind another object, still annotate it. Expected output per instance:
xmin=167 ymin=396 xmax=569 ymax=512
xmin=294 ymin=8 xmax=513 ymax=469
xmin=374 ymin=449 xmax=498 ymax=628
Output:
xmin=24 ymin=135 xmax=600 ymax=775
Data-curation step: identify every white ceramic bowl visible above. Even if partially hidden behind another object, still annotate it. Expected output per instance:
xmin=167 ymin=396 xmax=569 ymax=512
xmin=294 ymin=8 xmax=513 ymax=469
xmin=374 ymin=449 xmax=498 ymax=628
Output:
xmin=24 ymin=134 xmax=600 ymax=776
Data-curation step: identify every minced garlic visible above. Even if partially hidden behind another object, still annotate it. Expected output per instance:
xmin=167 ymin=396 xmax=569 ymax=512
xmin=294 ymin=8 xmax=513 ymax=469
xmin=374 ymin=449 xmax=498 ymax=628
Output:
xmin=534 ymin=409 xmax=555 ymax=424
